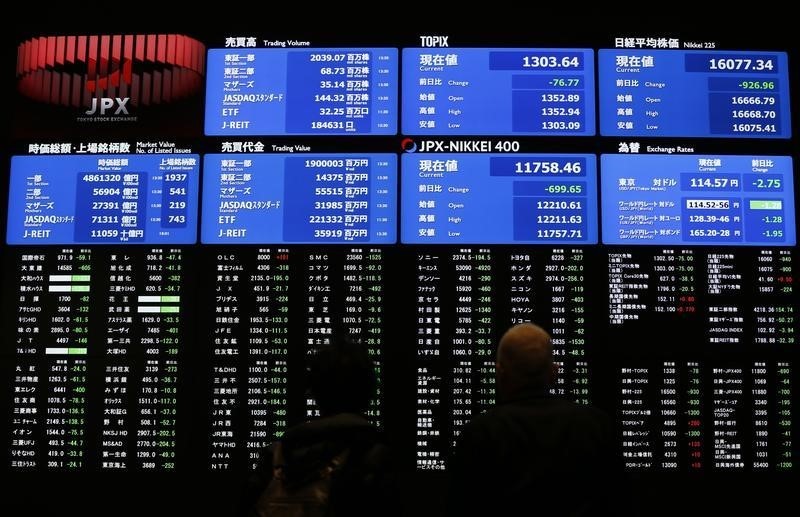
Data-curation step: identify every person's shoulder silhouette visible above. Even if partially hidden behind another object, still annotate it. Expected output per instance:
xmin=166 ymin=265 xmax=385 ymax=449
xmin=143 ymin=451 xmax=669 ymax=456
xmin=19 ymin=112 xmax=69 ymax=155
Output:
xmin=449 ymin=322 xmax=615 ymax=516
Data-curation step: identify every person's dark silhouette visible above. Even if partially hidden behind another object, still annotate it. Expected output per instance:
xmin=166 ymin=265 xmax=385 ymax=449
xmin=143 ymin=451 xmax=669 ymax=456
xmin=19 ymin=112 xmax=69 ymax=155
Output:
xmin=448 ymin=322 xmax=615 ymax=516
xmin=240 ymin=338 xmax=396 ymax=516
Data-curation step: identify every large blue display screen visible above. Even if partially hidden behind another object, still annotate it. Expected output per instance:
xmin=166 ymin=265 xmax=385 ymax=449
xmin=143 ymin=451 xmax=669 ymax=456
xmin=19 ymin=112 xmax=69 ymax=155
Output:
xmin=599 ymin=50 xmax=791 ymax=138
xmin=205 ymin=48 xmax=398 ymax=135
xmin=7 ymin=155 xmax=199 ymax=244
xmin=403 ymin=48 xmax=595 ymax=135
xmin=401 ymin=154 xmax=597 ymax=244
xmin=201 ymin=154 xmax=397 ymax=244
xmin=601 ymin=154 xmax=795 ymax=245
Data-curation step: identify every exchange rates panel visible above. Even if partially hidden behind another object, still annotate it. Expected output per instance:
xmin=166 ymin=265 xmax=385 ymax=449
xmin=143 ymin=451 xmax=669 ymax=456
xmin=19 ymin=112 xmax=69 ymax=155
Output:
xmin=201 ymin=154 xmax=397 ymax=244
xmin=6 ymin=155 xmax=199 ymax=245
xmin=601 ymin=154 xmax=795 ymax=245
xmin=601 ymin=155 xmax=795 ymax=246
xmin=402 ymin=48 xmax=595 ymax=135
xmin=599 ymin=50 xmax=791 ymax=137
xmin=401 ymin=154 xmax=597 ymax=244
xmin=205 ymin=48 xmax=398 ymax=135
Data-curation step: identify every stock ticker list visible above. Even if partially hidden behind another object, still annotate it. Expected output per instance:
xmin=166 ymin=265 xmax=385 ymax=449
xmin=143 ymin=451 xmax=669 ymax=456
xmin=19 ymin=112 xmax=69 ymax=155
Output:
xmin=8 ymin=246 xmax=187 ymax=470
xmin=612 ymin=245 xmax=794 ymax=470
xmin=4 ymin=39 xmax=797 ymax=477
xmin=207 ymin=246 xmax=388 ymax=470
xmin=415 ymin=248 xmax=590 ymax=469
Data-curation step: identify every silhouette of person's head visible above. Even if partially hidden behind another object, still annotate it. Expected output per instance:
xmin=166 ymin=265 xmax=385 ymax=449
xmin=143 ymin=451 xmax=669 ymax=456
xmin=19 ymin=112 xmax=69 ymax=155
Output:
xmin=309 ymin=337 xmax=376 ymax=417
xmin=495 ymin=323 xmax=557 ymax=401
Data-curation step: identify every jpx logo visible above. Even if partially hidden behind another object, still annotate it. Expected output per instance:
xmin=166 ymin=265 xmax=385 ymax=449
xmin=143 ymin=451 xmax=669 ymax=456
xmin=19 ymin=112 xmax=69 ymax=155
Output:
xmin=85 ymin=97 xmax=130 ymax=115
xmin=16 ymin=34 xmax=206 ymax=120
xmin=83 ymin=49 xmax=132 ymax=117
xmin=85 ymin=55 xmax=132 ymax=93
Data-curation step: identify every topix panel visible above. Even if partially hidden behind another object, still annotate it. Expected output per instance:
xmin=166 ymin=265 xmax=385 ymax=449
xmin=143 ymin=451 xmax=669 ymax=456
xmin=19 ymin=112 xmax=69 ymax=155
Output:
xmin=201 ymin=154 xmax=397 ymax=244
xmin=601 ymin=154 xmax=795 ymax=245
xmin=599 ymin=49 xmax=791 ymax=138
xmin=205 ymin=48 xmax=398 ymax=135
xmin=6 ymin=155 xmax=199 ymax=245
xmin=401 ymin=154 xmax=597 ymax=244
xmin=403 ymin=48 xmax=595 ymax=135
